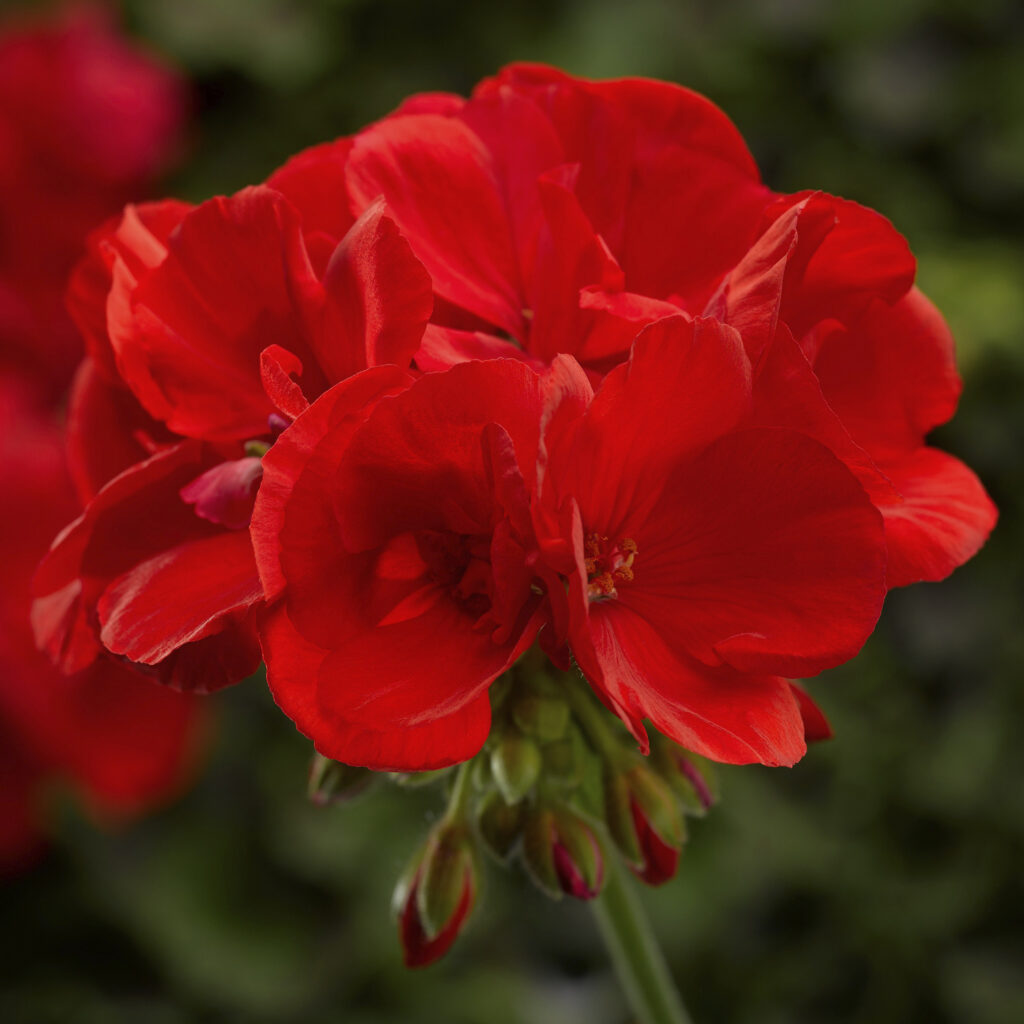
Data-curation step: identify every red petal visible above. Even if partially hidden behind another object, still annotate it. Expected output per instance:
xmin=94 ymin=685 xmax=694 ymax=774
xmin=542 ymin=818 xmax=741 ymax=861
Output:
xmin=624 ymin=428 xmax=886 ymax=677
xmin=259 ymin=343 xmax=309 ymax=420
xmin=459 ymin=86 xmax=564 ymax=286
xmin=788 ymin=682 xmax=833 ymax=743
xmin=260 ymin=605 xmax=494 ymax=771
xmin=347 ymin=114 xmax=524 ymax=338
xmin=544 ymin=317 xmax=751 ymax=539
xmin=180 ymin=457 xmax=263 ymax=529
xmin=526 ymin=166 xmax=625 ymax=362
xmin=266 ymin=138 xmax=355 ymax=242
xmin=414 ymin=325 xmax=542 ymax=372
xmin=335 ymin=360 xmax=544 ymax=552
xmin=32 ymin=441 xmax=227 ymax=671
xmin=66 ymin=358 xmax=176 ymax=502
xmin=705 ymin=194 xmax=834 ymax=360
xmin=314 ymin=198 xmax=433 ymax=380
xmin=251 ymin=366 xmax=414 ymax=600
xmin=66 ymin=200 xmax=192 ymax=378
xmin=880 ymin=447 xmax=998 ymax=587
xmin=767 ymin=191 xmax=917 ymax=338
xmin=98 ymin=530 xmax=263 ymax=666
xmin=577 ymin=603 xmax=807 ymax=766
xmin=110 ymin=186 xmax=326 ymax=440
xmin=813 ymin=287 xmax=962 ymax=459
xmin=751 ymin=325 xmax=898 ymax=506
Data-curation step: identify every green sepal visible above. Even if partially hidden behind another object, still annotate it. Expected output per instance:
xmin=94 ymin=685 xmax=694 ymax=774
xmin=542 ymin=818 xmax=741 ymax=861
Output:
xmin=416 ymin=825 xmax=476 ymax=941
xmin=512 ymin=691 xmax=570 ymax=742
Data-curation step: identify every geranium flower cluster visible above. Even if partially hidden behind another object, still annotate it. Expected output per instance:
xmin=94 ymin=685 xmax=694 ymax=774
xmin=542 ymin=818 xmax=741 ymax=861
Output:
xmin=35 ymin=64 xmax=995 ymax=947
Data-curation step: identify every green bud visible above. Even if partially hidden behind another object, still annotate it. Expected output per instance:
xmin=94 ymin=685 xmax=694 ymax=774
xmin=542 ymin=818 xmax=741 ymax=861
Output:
xmin=603 ymin=766 xmax=642 ymax=864
xmin=541 ymin=722 xmax=587 ymax=787
xmin=512 ymin=691 xmax=571 ymax=742
xmin=603 ymin=761 xmax=684 ymax=867
xmin=476 ymin=789 xmax=524 ymax=863
xmin=652 ymin=738 xmax=718 ymax=816
xmin=490 ymin=729 xmax=542 ymax=804
xmin=521 ymin=806 xmax=560 ymax=898
xmin=307 ymin=753 xmax=374 ymax=806
xmin=521 ymin=803 xmax=605 ymax=900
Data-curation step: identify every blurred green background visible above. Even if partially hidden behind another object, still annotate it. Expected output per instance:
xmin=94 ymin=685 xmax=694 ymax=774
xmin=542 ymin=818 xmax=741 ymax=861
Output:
xmin=2 ymin=0 xmax=1023 ymax=1021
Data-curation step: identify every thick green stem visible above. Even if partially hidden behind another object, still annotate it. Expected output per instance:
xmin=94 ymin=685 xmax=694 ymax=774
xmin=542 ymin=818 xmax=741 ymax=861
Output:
xmin=592 ymin=854 xmax=693 ymax=1024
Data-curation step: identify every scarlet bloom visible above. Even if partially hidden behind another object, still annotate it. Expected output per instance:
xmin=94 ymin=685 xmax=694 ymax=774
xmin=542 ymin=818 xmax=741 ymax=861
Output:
xmin=535 ymin=317 xmax=886 ymax=766
xmin=0 ymin=4 xmax=184 ymax=396
xmin=35 ymin=185 xmax=432 ymax=693
xmin=252 ymin=360 xmax=548 ymax=769
xmin=0 ymin=377 xmax=203 ymax=873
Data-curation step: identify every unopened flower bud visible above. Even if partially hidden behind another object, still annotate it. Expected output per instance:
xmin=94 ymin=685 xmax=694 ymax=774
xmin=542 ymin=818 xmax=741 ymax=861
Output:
xmin=393 ymin=824 xmax=477 ymax=968
xmin=307 ymin=753 xmax=374 ymax=805
xmin=490 ymin=728 xmax=542 ymax=804
xmin=522 ymin=804 xmax=605 ymax=900
xmin=476 ymin=789 xmax=524 ymax=863
xmin=651 ymin=738 xmax=717 ymax=816
xmin=604 ymin=762 xmax=685 ymax=886
xmin=512 ymin=691 xmax=570 ymax=742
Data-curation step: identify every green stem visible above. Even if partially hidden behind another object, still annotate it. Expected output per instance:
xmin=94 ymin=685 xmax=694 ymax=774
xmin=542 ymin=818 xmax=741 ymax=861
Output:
xmin=444 ymin=759 xmax=475 ymax=822
xmin=562 ymin=673 xmax=624 ymax=760
xmin=592 ymin=853 xmax=693 ymax=1024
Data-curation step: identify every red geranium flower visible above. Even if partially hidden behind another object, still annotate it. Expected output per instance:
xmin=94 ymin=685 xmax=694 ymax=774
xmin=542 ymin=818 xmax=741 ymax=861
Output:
xmin=532 ymin=317 xmax=886 ymax=765
xmin=35 ymin=185 xmax=433 ymax=692
xmin=251 ymin=360 xmax=550 ymax=769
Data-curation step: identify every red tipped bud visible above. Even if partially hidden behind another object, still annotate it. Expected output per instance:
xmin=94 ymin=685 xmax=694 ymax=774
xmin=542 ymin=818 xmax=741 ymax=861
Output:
xmin=522 ymin=804 xmax=605 ymax=900
xmin=393 ymin=824 xmax=477 ymax=968
xmin=604 ymin=762 xmax=685 ymax=886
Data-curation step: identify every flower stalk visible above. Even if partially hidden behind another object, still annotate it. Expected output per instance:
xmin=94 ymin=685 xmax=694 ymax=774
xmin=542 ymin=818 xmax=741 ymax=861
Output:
xmin=592 ymin=852 xmax=694 ymax=1024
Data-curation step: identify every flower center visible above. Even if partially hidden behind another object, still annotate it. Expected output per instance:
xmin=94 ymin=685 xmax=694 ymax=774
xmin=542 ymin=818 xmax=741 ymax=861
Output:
xmin=416 ymin=530 xmax=493 ymax=618
xmin=584 ymin=533 xmax=637 ymax=601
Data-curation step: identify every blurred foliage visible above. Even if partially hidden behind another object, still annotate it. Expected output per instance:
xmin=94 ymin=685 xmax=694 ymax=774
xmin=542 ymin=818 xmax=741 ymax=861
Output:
xmin=1 ymin=0 xmax=1023 ymax=1021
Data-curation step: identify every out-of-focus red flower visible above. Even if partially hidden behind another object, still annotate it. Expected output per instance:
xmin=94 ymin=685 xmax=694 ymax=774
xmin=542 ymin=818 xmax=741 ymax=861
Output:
xmin=0 ymin=4 xmax=184 ymax=396
xmin=36 ymin=188 xmax=433 ymax=693
xmin=0 ymin=376 xmax=203 ymax=874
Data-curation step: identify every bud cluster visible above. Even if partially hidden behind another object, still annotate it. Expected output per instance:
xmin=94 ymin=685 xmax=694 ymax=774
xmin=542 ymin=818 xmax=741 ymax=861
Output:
xmin=308 ymin=654 xmax=718 ymax=967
